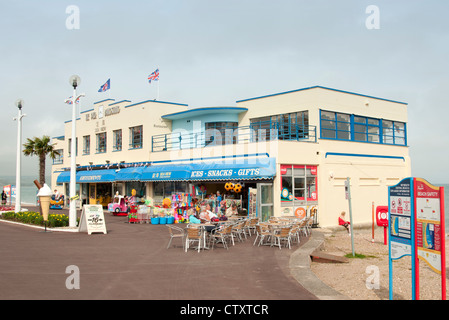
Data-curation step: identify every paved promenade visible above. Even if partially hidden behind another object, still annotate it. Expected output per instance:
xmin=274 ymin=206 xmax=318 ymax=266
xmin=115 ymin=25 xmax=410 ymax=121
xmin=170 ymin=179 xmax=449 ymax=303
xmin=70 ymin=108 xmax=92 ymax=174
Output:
xmin=0 ymin=207 xmax=322 ymax=301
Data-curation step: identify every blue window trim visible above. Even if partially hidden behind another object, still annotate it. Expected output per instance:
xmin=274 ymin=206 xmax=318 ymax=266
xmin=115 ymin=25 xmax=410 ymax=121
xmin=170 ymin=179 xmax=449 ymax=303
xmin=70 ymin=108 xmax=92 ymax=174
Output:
xmin=319 ymin=109 xmax=407 ymax=146
xmin=325 ymin=152 xmax=405 ymax=161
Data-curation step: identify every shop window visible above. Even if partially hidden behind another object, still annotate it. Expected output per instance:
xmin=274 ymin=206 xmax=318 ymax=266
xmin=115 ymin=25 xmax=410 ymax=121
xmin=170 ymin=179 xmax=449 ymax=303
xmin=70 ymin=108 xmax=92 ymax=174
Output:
xmin=129 ymin=125 xmax=143 ymax=149
xmin=83 ymin=135 xmax=90 ymax=155
xmin=125 ymin=181 xmax=146 ymax=198
xmin=281 ymin=164 xmax=317 ymax=204
xmin=96 ymin=132 xmax=107 ymax=153
xmin=113 ymin=129 xmax=122 ymax=151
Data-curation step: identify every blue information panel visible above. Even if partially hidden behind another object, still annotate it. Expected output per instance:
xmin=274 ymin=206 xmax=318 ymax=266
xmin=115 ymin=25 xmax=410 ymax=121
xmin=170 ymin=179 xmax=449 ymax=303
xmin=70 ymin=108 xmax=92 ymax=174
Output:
xmin=389 ymin=178 xmax=413 ymax=259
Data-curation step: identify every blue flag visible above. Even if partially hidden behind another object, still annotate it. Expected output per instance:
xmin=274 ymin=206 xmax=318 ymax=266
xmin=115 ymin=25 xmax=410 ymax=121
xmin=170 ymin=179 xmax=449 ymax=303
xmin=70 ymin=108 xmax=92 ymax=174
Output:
xmin=98 ymin=79 xmax=111 ymax=92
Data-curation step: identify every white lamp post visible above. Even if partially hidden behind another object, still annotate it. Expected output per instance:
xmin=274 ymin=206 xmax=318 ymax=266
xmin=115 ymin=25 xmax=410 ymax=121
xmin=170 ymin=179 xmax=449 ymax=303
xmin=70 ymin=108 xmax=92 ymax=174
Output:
xmin=67 ymin=75 xmax=85 ymax=227
xmin=14 ymin=99 xmax=26 ymax=213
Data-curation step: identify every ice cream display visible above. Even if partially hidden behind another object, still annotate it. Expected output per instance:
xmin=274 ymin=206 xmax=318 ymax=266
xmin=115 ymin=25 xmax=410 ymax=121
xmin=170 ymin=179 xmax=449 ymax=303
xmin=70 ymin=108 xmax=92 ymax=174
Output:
xmin=37 ymin=184 xmax=52 ymax=221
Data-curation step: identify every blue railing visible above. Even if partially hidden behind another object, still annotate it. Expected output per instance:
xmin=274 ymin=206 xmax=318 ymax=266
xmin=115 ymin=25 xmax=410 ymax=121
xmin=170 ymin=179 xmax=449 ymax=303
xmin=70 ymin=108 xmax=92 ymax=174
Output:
xmin=151 ymin=121 xmax=317 ymax=152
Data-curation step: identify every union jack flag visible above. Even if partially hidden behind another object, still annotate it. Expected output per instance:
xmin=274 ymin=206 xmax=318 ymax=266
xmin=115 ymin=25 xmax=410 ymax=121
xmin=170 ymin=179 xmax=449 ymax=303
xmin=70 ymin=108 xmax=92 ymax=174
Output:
xmin=148 ymin=69 xmax=159 ymax=83
xmin=98 ymin=79 xmax=111 ymax=92
xmin=65 ymin=96 xmax=80 ymax=104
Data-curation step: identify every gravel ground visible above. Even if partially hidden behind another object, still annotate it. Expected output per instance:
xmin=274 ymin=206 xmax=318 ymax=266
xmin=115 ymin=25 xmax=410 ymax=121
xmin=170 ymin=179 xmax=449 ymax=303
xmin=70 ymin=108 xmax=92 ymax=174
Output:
xmin=310 ymin=226 xmax=448 ymax=300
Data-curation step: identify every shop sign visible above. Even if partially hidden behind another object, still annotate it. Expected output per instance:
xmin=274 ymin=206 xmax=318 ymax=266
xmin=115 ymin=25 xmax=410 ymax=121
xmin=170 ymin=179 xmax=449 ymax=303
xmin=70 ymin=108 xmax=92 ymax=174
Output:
xmin=86 ymin=106 xmax=120 ymax=121
xmin=78 ymin=205 xmax=107 ymax=235
xmin=190 ymin=168 xmax=261 ymax=179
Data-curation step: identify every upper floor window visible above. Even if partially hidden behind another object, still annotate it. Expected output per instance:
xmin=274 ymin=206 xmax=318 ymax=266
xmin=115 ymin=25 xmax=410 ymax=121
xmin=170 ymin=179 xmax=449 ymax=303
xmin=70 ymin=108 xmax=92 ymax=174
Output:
xmin=68 ymin=138 xmax=78 ymax=157
xmin=113 ymin=129 xmax=122 ymax=151
xmin=96 ymin=132 xmax=107 ymax=153
xmin=250 ymin=111 xmax=309 ymax=142
xmin=320 ymin=110 xmax=406 ymax=146
xmin=53 ymin=149 xmax=63 ymax=164
xmin=83 ymin=135 xmax=90 ymax=155
xmin=205 ymin=122 xmax=238 ymax=146
xmin=129 ymin=125 xmax=143 ymax=149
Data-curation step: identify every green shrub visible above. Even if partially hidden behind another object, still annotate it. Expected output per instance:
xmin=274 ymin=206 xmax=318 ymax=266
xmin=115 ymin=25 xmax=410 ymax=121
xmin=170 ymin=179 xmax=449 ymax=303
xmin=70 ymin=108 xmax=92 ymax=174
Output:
xmin=0 ymin=211 xmax=69 ymax=228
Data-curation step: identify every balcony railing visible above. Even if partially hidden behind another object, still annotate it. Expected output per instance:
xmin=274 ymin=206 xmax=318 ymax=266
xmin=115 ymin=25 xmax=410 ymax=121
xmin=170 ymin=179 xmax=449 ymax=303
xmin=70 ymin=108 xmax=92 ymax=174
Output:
xmin=151 ymin=121 xmax=317 ymax=152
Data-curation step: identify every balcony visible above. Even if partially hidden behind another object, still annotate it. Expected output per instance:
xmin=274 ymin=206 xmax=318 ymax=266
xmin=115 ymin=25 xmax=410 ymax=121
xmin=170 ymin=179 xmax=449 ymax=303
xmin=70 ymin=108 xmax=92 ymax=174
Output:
xmin=151 ymin=121 xmax=317 ymax=152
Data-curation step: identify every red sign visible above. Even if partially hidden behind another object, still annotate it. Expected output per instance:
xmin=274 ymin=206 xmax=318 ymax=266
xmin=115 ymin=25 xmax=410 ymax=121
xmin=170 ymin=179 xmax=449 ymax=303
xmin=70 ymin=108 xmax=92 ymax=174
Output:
xmin=376 ymin=206 xmax=389 ymax=227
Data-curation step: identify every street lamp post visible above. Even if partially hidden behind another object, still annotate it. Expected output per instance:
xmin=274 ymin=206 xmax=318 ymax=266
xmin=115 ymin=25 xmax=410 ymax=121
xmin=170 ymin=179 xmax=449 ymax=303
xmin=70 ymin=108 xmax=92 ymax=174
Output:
xmin=67 ymin=75 xmax=85 ymax=227
xmin=14 ymin=99 xmax=26 ymax=213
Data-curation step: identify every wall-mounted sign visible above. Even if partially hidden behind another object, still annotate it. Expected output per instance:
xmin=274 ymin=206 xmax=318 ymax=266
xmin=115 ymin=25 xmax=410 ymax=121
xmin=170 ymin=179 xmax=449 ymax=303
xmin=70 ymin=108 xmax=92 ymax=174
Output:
xmin=86 ymin=106 xmax=120 ymax=121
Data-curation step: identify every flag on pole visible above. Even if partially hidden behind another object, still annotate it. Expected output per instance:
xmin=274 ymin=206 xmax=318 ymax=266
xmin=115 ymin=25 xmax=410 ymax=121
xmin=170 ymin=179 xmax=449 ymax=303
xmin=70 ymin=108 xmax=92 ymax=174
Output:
xmin=65 ymin=96 xmax=80 ymax=104
xmin=98 ymin=79 xmax=111 ymax=92
xmin=148 ymin=69 xmax=159 ymax=84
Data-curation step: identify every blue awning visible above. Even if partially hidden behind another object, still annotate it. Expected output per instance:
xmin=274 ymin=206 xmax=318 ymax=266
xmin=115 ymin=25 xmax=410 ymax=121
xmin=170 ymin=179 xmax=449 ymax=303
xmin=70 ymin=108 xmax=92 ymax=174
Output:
xmin=140 ymin=164 xmax=191 ymax=181
xmin=188 ymin=157 xmax=276 ymax=181
xmin=56 ymin=157 xmax=276 ymax=183
xmin=115 ymin=167 xmax=143 ymax=181
xmin=56 ymin=171 xmax=70 ymax=183
xmin=77 ymin=169 xmax=116 ymax=182
xmin=56 ymin=169 xmax=117 ymax=183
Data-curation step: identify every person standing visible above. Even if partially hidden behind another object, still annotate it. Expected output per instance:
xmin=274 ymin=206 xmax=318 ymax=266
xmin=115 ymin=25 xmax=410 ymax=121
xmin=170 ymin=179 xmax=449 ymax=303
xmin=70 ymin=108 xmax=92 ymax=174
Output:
xmin=1 ymin=190 xmax=7 ymax=207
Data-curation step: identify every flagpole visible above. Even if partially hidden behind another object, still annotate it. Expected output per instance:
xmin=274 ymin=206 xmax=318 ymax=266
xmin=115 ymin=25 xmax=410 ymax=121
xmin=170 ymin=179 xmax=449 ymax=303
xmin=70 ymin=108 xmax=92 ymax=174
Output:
xmin=157 ymin=67 xmax=159 ymax=101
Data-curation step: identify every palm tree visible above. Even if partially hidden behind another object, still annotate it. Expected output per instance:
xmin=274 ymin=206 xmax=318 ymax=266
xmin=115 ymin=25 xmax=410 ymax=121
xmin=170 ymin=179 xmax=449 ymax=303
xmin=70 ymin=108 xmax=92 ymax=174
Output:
xmin=23 ymin=135 xmax=60 ymax=186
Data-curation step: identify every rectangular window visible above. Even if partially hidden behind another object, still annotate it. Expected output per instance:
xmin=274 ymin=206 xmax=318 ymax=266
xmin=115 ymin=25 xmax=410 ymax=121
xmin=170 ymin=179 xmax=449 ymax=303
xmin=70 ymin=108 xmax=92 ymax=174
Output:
xmin=96 ymin=132 xmax=107 ymax=153
xmin=250 ymin=111 xmax=309 ymax=142
xmin=83 ymin=135 xmax=90 ymax=155
xmin=281 ymin=164 xmax=317 ymax=204
xmin=53 ymin=149 xmax=63 ymax=164
xmin=68 ymin=138 xmax=78 ymax=157
xmin=129 ymin=125 xmax=143 ymax=149
xmin=320 ymin=110 xmax=405 ymax=146
xmin=320 ymin=111 xmax=350 ymax=140
xmin=205 ymin=122 xmax=238 ymax=146
xmin=113 ymin=129 xmax=122 ymax=151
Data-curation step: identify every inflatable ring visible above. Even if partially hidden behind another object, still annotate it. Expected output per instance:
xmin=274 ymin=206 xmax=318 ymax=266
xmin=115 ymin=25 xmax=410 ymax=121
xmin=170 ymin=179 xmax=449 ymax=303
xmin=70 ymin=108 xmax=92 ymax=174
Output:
xmin=233 ymin=183 xmax=242 ymax=193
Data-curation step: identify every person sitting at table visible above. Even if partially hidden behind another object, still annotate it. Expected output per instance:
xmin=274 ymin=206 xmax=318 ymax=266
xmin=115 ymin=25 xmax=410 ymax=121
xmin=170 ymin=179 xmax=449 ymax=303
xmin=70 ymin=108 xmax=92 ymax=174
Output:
xmin=199 ymin=206 xmax=210 ymax=222
xmin=188 ymin=209 xmax=201 ymax=224
xmin=226 ymin=202 xmax=238 ymax=217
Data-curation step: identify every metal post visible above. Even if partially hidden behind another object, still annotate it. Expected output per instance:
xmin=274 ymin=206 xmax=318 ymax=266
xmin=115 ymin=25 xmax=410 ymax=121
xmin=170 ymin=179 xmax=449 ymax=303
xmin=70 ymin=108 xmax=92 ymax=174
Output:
xmin=346 ymin=177 xmax=355 ymax=257
xmin=69 ymin=86 xmax=77 ymax=227
xmin=14 ymin=100 xmax=25 ymax=213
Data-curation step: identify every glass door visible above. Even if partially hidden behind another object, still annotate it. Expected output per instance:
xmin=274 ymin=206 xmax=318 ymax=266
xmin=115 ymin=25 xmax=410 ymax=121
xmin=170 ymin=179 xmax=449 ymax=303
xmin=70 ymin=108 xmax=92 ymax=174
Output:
xmin=257 ymin=183 xmax=273 ymax=222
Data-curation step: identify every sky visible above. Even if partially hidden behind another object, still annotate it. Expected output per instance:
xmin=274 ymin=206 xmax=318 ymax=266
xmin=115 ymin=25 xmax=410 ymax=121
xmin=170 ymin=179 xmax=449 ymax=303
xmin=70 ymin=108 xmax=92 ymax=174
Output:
xmin=0 ymin=0 xmax=448 ymax=184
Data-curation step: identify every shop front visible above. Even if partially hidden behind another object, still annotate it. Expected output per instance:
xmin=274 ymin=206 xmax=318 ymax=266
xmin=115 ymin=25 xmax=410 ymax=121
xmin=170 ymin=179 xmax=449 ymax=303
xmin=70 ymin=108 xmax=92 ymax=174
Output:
xmin=280 ymin=164 xmax=318 ymax=226
xmin=140 ymin=157 xmax=277 ymax=221
xmin=56 ymin=157 xmax=277 ymax=221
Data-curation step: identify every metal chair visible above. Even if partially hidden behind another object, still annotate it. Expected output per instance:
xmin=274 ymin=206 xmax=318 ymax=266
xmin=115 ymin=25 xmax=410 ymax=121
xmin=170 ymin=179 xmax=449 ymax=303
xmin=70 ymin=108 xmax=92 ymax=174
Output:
xmin=166 ymin=225 xmax=185 ymax=250
xmin=185 ymin=225 xmax=203 ymax=253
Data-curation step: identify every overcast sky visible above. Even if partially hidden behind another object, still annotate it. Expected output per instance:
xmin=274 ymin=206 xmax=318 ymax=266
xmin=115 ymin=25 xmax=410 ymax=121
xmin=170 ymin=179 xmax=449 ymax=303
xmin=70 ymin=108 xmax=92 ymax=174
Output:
xmin=0 ymin=0 xmax=448 ymax=184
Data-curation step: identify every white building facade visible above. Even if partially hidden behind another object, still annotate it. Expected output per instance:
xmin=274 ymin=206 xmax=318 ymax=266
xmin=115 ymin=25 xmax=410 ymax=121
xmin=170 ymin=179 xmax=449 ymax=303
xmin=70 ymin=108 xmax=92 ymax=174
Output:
xmin=51 ymin=86 xmax=410 ymax=228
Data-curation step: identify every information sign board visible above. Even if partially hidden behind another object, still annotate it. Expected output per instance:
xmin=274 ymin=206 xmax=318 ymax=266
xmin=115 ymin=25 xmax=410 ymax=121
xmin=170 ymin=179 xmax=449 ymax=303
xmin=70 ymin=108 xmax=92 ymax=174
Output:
xmin=415 ymin=178 xmax=444 ymax=274
xmin=389 ymin=178 xmax=413 ymax=259
xmin=78 ymin=205 xmax=107 ymax=235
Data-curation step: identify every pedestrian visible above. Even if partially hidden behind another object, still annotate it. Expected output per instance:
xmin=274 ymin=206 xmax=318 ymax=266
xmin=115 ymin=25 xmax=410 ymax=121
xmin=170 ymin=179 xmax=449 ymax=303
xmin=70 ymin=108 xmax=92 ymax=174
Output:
xmin=1 ymin=189 xmax=7 ymax=206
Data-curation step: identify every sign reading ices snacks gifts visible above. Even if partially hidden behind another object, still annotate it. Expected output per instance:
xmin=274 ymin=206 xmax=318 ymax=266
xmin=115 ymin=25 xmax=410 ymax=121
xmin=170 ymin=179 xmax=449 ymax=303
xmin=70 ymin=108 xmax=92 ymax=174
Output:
xmin=78 ymin=205 xmax=107 ymax=235
xmin=388 ymin=177 xmax=446 ymax=300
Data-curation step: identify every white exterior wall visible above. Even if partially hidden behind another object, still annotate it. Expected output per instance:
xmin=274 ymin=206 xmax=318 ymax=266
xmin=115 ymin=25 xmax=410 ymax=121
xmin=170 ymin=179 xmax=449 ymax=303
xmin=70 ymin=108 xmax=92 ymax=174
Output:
xmin=51 ymin=86 xmax=410 ymax=228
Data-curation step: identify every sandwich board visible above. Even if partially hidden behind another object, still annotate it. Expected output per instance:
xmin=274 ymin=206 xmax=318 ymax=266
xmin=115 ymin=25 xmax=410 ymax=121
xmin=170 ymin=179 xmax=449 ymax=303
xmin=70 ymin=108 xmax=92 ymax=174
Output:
xmin=78 ymin=204 xmax=107 ymax=235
